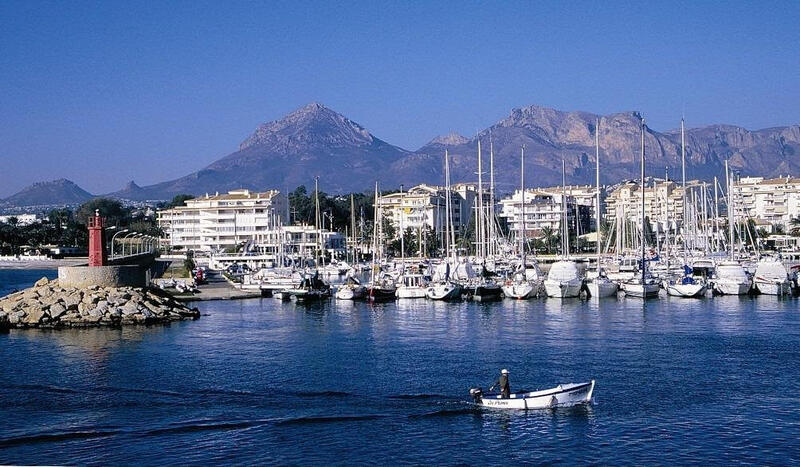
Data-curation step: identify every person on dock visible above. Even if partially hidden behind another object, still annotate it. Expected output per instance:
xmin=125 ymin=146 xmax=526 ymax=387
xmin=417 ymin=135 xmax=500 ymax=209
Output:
xmin=491 ymin=369 xmax=510 ymax=398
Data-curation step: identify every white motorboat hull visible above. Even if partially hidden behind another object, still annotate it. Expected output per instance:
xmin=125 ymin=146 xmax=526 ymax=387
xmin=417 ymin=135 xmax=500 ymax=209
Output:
xmin=544 ymin=279 xmax=582 ymax=298
xmin=425 ymin=282 xmax=462 ymax=300
xmin=666 ymin=282 xmax=707 ymax=298
xmin=470 ymin=380 xmax=595 ymax=410
xmin=502 ymin=281 xmax=541 ymax=300
xmin=755 ymin=279 xmax=792 ymax=296
xmin=586 ymin=280 xmax=618 ymax=298
xmin=623 ymin=282 xmax=660 ymax=298
xmin=712 ymin=279 xmax=752 ymax=295
xmin=335 ymin=285 xmax=366 ymax=300
xmin=396 ymin=286 xmax=427 ymax=299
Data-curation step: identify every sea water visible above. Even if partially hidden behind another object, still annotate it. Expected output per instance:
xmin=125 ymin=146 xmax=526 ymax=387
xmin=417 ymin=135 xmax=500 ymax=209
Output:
xmin=1 ymin=272 xmax=799 ymax=464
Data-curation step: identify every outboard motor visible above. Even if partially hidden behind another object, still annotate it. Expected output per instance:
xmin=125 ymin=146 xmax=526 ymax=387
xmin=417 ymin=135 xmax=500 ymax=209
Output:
xmin=469 ymin=387 xmax=483 ymax=403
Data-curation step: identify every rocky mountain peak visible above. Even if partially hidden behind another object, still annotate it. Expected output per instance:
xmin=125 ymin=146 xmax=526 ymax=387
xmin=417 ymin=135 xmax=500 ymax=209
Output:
xmin=4 ymin=178 xmax=93 ymax=206
xmin=427 ymin=132 xmax=470 ymax=146
xmin=239 ymin=102 xmax=375 ymax=151
xmin=123 ymin=180 xmax=141 ymax=191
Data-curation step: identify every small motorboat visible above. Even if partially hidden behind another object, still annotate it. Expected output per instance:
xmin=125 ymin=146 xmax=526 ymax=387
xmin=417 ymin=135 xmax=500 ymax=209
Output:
xmin=469 ymin=380 xmax=595 ymax=410
xmin=464 ymin=279 xmax=503 ymax=302
xmin=335 ymin=276 xmax=367 ymax=300
xmin=544 ymin=260 xmax=583 ymax=298
xmin=753 ymin=258 xmax=792 ymax=296
xmin=712 ymin=261 xmax=752 ymax=295
xmin=425 ymin=281 xmax=462 ymax=300
xmin=286 ymin=271 xmax=331 ymax=302
xmin=396 ymin=273 xmax=429 ymax=299
xmin=272 ymin=290 xmax=291 ymax=301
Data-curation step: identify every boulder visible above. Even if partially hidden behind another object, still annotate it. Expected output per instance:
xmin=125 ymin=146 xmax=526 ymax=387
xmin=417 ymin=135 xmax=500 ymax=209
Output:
xmin=24 ymin=307 xmax=46 ymax=325
xmin=49 ymin=303 xmax=67 ymax=319
xmin=34 ymin=277 xmax=50 ymax=287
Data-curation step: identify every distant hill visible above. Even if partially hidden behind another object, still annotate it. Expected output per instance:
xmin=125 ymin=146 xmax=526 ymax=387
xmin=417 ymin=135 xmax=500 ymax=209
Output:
xmin=4 ymin=179 xmax=93 ymax=207
xmin=27 ymin=103 xmax=800 ymax=201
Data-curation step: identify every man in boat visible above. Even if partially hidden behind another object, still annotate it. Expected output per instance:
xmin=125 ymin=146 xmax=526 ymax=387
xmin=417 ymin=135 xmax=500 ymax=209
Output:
xmin=490 ymin=369 xmax=510 ymax=398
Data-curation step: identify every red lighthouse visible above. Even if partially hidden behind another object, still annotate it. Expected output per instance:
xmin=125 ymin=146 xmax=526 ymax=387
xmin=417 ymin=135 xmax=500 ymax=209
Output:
xmin=88 ymin=209 xmax=108 ymax=266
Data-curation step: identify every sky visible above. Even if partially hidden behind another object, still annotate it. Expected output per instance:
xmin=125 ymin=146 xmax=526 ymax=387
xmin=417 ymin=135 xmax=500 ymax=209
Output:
xmin=1 ymin=0 xmax=799 ymax=197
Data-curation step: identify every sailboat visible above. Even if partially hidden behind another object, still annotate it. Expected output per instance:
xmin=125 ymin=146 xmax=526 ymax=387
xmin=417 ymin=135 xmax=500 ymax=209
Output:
xmin=665 ymin=118 xmax=707 ymax=298
xmin=585 ymin=119 xmax=619 ymax=298
xmin=712 ymin=160 xmax=754 ymax=295
xmin=503 ymin=146 xmax=544 ymax=299
xmin=366 ymin=181 xmax=397 ymax=302
xmin=622 ymin=119 xmax=660 ymax=299
xmin=544 ymin=160 xmax=584 ymax=298
xmin=286 ymin=176 xmax=331 ymax=301
xmin=463 ymin=139 xmax=503 ymax=302
xmin=426 ymin=150 xmax=463 ymax=301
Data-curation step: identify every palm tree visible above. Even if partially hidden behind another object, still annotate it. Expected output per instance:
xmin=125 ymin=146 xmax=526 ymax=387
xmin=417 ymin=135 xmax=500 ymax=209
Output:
xmin=541 ymin=226 xmax=556 ymax=254
xmin=790 ymin=217 xmax=800 ymax=237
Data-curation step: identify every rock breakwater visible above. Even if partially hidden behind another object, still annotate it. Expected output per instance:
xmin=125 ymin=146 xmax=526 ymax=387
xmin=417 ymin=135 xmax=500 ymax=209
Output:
xmin=0 ymin=277 xmax=199 ymax=329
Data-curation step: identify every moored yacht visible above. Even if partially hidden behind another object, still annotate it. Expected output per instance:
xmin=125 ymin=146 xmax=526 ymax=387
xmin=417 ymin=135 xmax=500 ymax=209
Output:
xmin=712 ymin=261 xmax=752 ymax=295
xmin=544 ymin=260 xmax=583 ymax=298
xmin=396 ymin=272 xmax=429 ymax=299
xmin=753 ymin=258 xmax=791 ymax=296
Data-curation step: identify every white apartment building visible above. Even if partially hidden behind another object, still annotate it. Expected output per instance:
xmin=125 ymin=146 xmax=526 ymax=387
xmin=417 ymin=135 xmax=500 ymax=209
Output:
xmin=733 ymin=176 xmax=800 ymax=228
xmin=376 ymin=183 xmax=479 ymax=238
xmin=249 ymin=224 xmax=345 ymax=257
xmin=604 ymin=178 xmax=707 ymax=231
xmin=158 ymin=189 xmax=288 ymax=253
xmin=498 ymin=188 xmax=587 ymax=239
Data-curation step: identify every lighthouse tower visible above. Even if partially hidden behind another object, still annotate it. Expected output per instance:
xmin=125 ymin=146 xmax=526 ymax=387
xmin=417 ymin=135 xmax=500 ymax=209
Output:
xmin=87 ymin=209 xmax=108 ymax=266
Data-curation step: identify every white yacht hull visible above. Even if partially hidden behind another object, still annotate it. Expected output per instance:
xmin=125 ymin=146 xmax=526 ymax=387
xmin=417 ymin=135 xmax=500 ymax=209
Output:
xmin=396 ymin=286 xmax=427 ymax=299
xmin=712 ymin=279 xmax=752 ymax=295
xmin=755 ymin=280 xmax=792 ymax=296
xmin=544 ymin=279 xmax=582 ymax=298
xmin=586 ymin=280 xmax=618 ymax=298
xmin=623 ymin=282 xmax=660 ymax=298
xmin=425 ymin=282 xmax=462 ymax=301
xmin=335 ymin=285 xmax=366 ymax=300
xmin=470 ymin=380 xmax=595 ymax=410
xmin=502 ymin=280 xmax=542 ymax=299
xmin=666 ymin=282 xmax=707 ymax=298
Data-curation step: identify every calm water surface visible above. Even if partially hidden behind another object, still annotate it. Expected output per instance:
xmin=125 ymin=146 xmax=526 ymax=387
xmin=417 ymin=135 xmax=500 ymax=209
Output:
xmin=1 ymin=272 xmax=799 ymax=464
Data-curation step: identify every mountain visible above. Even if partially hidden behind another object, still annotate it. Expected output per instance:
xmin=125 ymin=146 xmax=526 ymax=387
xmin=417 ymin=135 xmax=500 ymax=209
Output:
xmin=3 ymin=179 xmax=94 ymax=207
xmin=106 ymin=180 xmax=150 ymax=200
xmin=129 ymin=103 xmax=412 ymax=199
xmin=81 ymin=103 xmax=800 ymax=200
xmin=414 ymin=106 xmax=800 ymax=191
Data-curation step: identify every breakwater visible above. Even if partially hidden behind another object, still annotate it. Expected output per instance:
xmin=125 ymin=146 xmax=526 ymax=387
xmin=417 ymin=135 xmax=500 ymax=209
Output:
xmin=0 ymin=277 xmax=199 ymax=329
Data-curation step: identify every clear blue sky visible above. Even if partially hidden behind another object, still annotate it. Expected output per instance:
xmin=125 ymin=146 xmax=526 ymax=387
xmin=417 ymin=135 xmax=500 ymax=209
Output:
xmin=1 ymin=0 xmax=798 ymax=197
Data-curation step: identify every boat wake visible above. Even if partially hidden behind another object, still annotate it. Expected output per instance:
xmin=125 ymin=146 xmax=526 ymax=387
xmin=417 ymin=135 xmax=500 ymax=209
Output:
xmin=0 ymin=428 xmax=122 ymax=447
xmin=276 ymin=414 xmax=388 ymax=426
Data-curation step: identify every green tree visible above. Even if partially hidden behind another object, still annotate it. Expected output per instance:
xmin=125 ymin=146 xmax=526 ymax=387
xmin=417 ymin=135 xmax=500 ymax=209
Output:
xmin=165 ymin=194 xmax=195 ymax=209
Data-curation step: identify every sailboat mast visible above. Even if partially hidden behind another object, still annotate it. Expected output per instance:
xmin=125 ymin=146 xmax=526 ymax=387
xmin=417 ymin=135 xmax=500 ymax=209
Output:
xmin=641 ymin=119 xmax=647 ymax=284
xmin=350 ymin=194 xmax=356 ymax=263
xmin=477 ymin=139 xmax=484 ymax=259
xmin=489 ymin=139 xmax=496 ymax=258
xmin=445 ymin=150 xmax=456 ymax=259
xmin=713 ymin=176 xmax=720 ymax=253
xmin=372 ymin=181 xmax=379 ymax=284
xmin=681 ymin=118 xmax=687 ymax=264
xmin=725 ymin=160 xmax=734 ymax=260
xmin=562 ymin=159 xmax=569 ymax=256
xmin=595 ymin=118 xmax=601 ymax=261
xmin=520 ymin=146 xmax=526 ymax=265
xmin=314 ymin=176 xmax=321 ymax=267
